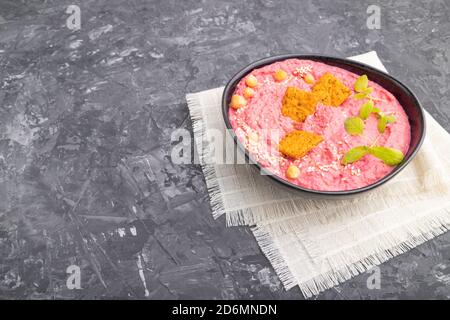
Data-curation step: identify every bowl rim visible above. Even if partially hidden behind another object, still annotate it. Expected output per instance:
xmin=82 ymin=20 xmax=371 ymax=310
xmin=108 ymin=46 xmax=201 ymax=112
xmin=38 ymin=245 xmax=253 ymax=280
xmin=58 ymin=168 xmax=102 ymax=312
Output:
xmin=221 ymin=54 xmax=426 ymax=196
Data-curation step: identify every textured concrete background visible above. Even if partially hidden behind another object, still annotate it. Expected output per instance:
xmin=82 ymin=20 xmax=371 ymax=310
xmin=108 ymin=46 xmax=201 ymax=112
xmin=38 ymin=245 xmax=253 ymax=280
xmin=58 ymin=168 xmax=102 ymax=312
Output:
xmin=0 ymin=0 xmax=449 ymax=299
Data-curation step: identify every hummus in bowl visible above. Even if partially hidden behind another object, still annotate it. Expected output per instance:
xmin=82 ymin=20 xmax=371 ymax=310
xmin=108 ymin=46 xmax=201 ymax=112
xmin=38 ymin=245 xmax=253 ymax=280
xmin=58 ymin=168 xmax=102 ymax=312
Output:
xmin=222 ymin=55 xmax=425 ymax=196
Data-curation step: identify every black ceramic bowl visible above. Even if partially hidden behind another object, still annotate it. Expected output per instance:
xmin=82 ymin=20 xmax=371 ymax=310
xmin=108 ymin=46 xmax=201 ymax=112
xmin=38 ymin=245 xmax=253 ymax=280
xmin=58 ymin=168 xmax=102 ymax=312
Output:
xmin=222 ymin=54 xmax=426 ymax=198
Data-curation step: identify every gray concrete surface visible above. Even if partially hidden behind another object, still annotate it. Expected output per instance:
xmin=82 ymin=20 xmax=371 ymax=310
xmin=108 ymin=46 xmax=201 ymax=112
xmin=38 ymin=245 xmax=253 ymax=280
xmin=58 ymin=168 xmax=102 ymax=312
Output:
xmin=0 ymin=0 xmax=449 ymax=299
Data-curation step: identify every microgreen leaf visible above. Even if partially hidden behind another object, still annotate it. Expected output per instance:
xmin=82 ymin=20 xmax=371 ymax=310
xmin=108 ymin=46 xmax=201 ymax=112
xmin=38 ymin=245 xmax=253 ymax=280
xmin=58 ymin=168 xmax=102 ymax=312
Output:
xmin=362 ymin=87 xmax=373 ymax=94
xmin=378 ymin=116 xmax=388 ymax=133
xmin=372 ymin=107 xmax=381 ymax=114
xmin=377 ymin=114 xmax=396 ymax=133
xmin=345 ymin=117 xmax=365 ymax=136
xmin=354 ymin=75 xmax=369 ymax=92
xmin=342 ymin=146 xmax=368 ymax=165
xmin=368 ymin=146 xmax=404 ymax=166
xmin=359 ymin=100 xmax=374 ymax=120
xmin=354 ymin=92 xmax=369 ymax=100
xmin=385 ymin=115 xmax=397 ymax=123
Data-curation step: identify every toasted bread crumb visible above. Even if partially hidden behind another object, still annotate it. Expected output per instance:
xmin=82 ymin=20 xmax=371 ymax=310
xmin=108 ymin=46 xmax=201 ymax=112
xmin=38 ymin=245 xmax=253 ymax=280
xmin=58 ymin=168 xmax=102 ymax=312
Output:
xmin=279 ymin=130 xmax=323 ymax=159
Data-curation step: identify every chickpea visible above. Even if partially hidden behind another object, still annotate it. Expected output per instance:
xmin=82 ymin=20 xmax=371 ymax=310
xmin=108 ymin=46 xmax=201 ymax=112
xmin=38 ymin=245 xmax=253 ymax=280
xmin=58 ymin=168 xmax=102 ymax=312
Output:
xmin=245 ymin=74 xmax=258 ymax=88
xmin=286 ymin=164 xmax=300 ymax=179
xmin=230 ymin=94 xmax=247 ymax=109
xmin=273 ymin=69 xmax=288 ymax=82
xmin=243 ymin=87 xmax=255 ymax=99
xmin=304 ymin=73 xmax=315 ymax=84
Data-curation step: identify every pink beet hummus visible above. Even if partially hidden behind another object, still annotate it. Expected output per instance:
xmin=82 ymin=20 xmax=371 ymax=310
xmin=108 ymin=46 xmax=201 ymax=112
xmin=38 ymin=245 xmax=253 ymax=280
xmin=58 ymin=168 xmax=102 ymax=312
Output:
xmin=229 ymin=59 xmax=411 ymax=191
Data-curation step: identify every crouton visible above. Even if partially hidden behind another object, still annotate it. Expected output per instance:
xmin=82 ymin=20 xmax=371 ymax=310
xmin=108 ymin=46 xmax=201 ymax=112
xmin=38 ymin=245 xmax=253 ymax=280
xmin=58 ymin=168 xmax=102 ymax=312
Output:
xmin=279 ymin=130 xmax=324 ymax=159
xmin=281 ymin=87 xmax=318 ymax=122
xmin=312 ymin=72 xmax=351 ymax=106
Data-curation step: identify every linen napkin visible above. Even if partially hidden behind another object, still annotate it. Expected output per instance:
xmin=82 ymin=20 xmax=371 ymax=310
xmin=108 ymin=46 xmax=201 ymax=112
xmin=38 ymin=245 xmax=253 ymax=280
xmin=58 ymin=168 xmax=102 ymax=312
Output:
xmin=186 ymin=51 xmax=450 ymax=297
